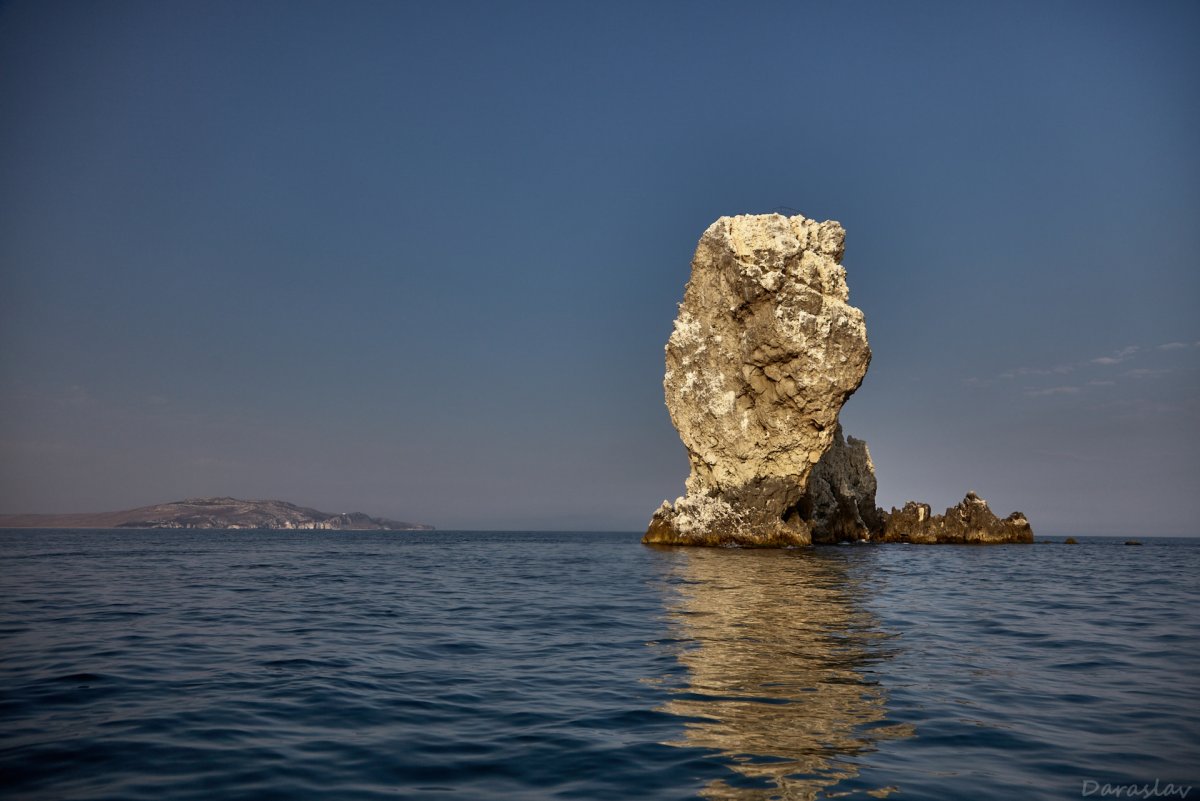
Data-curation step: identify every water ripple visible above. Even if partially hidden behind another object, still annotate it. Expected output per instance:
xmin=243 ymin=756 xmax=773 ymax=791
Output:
xmin=0 ymin=531 xmax=1197 ymax=800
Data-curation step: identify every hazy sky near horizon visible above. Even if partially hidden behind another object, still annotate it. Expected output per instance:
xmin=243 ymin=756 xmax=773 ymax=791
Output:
xmin=1 ymin=1 xmax=1197 ymax=535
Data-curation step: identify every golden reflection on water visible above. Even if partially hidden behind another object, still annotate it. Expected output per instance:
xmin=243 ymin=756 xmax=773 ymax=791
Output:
xmin=651 ymin=547 xmax=913 ymax=800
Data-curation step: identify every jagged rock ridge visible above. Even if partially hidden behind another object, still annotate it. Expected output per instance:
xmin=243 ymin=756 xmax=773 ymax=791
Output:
xmin=645 ymin=213 xmax=871 ymax=546
xmin=801 ymin=435 xmax=1032 ymax=544
xmin=877 ymin=492 xmax=1033 ymax=544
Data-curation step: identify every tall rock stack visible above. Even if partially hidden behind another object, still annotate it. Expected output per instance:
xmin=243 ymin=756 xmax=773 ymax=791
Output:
xmin=645 ymin=214 xmax=871 ymax=547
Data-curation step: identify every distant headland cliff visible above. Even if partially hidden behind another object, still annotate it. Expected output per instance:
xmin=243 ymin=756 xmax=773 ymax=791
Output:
xmin=0 ymin=497 xmax=434 ymax=531
xmin=645 ymin=213 xmax=1032 ymax=547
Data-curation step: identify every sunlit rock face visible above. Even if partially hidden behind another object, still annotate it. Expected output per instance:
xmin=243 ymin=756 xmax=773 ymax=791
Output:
xmin=653 ymin=547 xmax=912 ymax=798
xmin=645 ymin=214 xmax=871 ymax=547
xmin=880 ymin=492 xmax=1034 ymax=544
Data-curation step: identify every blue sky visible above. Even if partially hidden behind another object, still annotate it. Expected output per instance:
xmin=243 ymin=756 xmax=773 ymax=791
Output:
xmin=1 ymin=0 xmax=1197 ymax=534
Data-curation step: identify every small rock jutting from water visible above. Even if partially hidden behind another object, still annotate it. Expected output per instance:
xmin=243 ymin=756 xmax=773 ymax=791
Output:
xmin=876 ymin=492 xmax=1033 ymax=544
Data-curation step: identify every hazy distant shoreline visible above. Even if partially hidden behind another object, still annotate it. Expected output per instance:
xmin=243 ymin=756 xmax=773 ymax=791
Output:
xmin=0 ymin=497 xmax=433 ymax=531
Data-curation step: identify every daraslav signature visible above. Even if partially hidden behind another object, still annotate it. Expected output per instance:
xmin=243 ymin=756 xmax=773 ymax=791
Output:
xmin=1082 ymin=779 xmax=1193 ymax=799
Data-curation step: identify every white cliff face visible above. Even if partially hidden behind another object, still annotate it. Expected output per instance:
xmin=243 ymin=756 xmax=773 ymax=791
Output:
xmin=646 ymin=214 xmax=871 ymax=547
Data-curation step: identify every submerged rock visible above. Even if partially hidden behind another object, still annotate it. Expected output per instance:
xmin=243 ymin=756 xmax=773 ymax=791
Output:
xmin=878 ymin=492 xmax=1033 ymax=544
xmin=644 ymin=213 xmax=871 ymax=546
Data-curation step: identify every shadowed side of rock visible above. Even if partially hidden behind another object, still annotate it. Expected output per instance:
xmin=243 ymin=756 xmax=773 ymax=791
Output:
xmin=800 ymin=433 xmax=1033 ymax=544
xmin=803 ymin=425 xmax=883 ymax=544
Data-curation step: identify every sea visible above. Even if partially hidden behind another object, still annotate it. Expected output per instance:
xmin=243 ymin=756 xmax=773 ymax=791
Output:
xmin=0 ymin=530 xmax=1197 ymax=801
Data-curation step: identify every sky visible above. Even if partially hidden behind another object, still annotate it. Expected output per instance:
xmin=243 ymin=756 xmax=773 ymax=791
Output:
xmin=1 ymin=0 xmax=1197 ymax=535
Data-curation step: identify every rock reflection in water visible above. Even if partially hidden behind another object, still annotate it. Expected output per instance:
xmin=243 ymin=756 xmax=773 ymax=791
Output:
xmin=652 ymin=547 xmax=912 ymax=800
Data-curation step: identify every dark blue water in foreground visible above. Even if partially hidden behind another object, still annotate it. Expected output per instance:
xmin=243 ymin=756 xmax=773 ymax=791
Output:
xmin=1 ymin=531 xmax=1197 ymax=800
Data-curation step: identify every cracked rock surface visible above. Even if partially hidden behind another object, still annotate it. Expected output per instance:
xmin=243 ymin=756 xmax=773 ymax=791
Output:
xmin=644 ymin=213 xmax=871 ymax=547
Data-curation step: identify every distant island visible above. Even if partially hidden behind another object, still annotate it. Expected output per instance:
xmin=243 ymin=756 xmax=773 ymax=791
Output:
xmin=0 ymin=497 xmax=434 ymax=531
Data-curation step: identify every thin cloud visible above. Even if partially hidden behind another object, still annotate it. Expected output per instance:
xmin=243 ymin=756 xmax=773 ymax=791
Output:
xmin=997 ymin=364 xmax=1075 ymax=380
xmin=54 ymin=385 xmax=92 ymax=408
xmin=1000 ymin=345 xmax=1140 ymax=380
xmin=1022 ymin=383 xmax=1080 ymax=398
xmin=1090 ymin=345 xmax=1139 ymax=366
xmin=1032 ymin=449 xmax=1096 ymax=463
xmin=980 ymin=340 xmax=1195 ymax=392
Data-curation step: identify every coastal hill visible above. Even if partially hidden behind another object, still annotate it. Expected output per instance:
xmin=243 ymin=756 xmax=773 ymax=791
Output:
xmin=0 ymin=497 xmax=434 ymax=531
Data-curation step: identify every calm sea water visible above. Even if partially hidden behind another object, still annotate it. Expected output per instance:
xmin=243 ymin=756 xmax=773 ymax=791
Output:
xmin=1 ymin=531 xmax=1197 ymax=800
